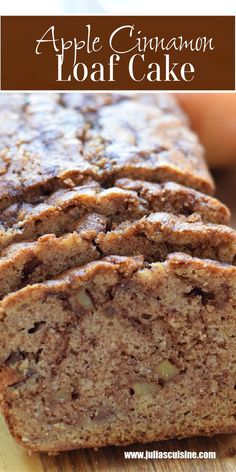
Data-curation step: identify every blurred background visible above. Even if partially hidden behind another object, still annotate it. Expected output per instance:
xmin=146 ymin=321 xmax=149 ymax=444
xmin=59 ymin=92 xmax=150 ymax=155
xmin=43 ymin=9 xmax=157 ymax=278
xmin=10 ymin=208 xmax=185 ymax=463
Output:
xmin=176 ymin=94 xmax=236 ymax=228
xmin=1 ymin=0 xmax=236 ymax=14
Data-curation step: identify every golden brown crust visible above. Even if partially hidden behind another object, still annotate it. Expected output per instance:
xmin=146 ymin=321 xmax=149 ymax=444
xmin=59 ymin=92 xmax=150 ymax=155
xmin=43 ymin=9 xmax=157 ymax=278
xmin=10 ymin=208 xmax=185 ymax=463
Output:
xmin=0 ymin=232 xmax=99 ymax=299
xmin=0 ymin=93 xmax=214 ymax=213
xmin=0 ymin=182 xmax=143 ymax=251
xmin=0 ymin=177 xmax=226 ymax=252
xmin=96 ymin=212 xmax=236 ymax=264
xmin=1 ymin=253 xmax=235 ymax=307
xmin=0 ymin=211 xmax=235 ymax=299
xmin=116 ymin=179 xmax=230 ymax=224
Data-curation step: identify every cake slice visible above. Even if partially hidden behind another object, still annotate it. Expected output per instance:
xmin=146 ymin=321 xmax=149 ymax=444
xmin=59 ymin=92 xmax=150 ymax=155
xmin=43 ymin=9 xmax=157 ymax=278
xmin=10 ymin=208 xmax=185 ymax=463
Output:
xmin=0 ymin=182 xmax=145 ymax=251
xmin=0 ymin=254 xmax=235 ymax=453
xmin=0 ymin=93 xmax=214 ymax=211
xmin=0 ymin=212 xmax=235 ymax=299
xmin=0 ymin=177 xmax=229 ymax=252
xmin=96 ymin=213 xmax=236 ymax=264
xmin=116 ymin=179 xmax=230 ymax=224
xmin=0 ymin=232 xmax=99 ymax=300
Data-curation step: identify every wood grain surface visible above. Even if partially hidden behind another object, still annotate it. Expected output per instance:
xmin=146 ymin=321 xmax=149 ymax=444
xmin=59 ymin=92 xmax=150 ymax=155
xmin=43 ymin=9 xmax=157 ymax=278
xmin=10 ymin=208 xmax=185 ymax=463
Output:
xmin=0 ymin=168 xmax=236 ymax=472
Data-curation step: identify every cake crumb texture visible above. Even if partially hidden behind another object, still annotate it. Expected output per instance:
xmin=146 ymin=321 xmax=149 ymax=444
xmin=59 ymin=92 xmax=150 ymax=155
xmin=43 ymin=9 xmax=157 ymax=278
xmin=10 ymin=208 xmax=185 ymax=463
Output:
xmin=0 ymin=255 xmax=235 ymax=452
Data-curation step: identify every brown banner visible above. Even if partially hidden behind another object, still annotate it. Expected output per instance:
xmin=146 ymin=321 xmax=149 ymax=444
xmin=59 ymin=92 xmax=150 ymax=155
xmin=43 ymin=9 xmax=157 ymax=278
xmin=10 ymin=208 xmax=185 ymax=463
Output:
xmin=1 ymin=16 xmax=235 ymax=90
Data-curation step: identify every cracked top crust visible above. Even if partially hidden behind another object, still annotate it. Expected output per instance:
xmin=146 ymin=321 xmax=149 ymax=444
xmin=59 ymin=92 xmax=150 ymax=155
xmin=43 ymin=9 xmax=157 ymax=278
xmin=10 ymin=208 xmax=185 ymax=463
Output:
xmin=116 ymin=179 xmax=229 ymax=224
xmin=0 ymin=210 xmax=235 ymax=300
xmin=0 ymin=93 xmax=214 ymax=211
xmin=0 ymin=175 xmax=227 ymax=252
xmin=1 ymin=253 xmax=235 ymax=313
xmin=96 ymin=212 xmax=236 ymax=265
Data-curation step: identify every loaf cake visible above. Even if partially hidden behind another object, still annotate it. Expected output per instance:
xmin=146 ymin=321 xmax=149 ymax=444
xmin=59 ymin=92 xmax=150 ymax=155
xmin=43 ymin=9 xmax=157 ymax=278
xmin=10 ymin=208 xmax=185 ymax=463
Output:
xmin=0 ymin=93 xmax=235 ymax=453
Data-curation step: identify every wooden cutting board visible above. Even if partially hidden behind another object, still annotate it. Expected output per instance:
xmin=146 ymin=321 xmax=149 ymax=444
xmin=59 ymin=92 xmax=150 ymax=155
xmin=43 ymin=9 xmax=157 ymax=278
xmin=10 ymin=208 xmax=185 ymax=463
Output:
xmin=0 ymin=415 xmax=236 ymax=472
xmin=0 ymin=169 xmax=236 ymax=472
